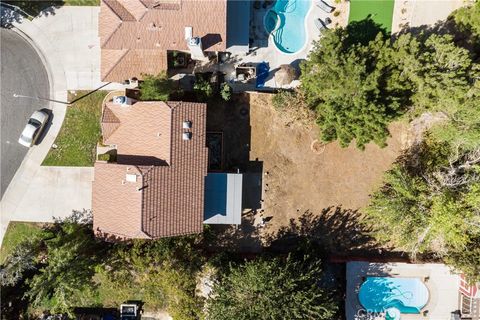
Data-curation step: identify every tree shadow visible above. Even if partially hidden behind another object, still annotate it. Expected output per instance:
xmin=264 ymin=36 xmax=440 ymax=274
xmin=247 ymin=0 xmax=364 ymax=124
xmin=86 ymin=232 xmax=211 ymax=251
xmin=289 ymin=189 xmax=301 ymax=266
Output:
xmin=205 ymin=210 xmax=263 ymax=253
xmin=1 ymin=3 xmax=23 ymax=28
xmin=343 ymin=17 xmax=388 ymax=48
xmin=201 ymin=33 xmax=223 ymax=51
xmin=395 ymin=15 xmax=480 ymax=60
xmin=3 ymin=1 xmax=64 ymax=19
xmin=264 ymin=207 xmax=406 ymax=259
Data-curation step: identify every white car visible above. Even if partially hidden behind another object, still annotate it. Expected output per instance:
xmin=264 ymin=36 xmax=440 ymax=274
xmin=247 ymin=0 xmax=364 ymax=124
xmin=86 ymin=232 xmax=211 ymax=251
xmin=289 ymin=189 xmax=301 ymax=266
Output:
xmin=18 ymin=110 xmax=49 ymax=147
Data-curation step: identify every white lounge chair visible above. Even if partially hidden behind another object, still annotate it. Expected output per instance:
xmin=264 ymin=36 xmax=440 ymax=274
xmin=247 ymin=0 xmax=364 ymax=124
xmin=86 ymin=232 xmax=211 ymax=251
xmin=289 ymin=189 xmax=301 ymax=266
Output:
xmin=315 ymin=17 xmax=332 ymax=31
xmin=316 ymin=0 xmax=335 ymax=13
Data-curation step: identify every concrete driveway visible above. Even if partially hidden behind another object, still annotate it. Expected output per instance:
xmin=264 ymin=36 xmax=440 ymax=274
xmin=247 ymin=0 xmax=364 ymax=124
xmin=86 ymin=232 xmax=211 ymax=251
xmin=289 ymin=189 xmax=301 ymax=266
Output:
xmin=0 ymin=6 xmax=125 ymax=245
xmin=0 ymin=29 xmax=49 ymax=198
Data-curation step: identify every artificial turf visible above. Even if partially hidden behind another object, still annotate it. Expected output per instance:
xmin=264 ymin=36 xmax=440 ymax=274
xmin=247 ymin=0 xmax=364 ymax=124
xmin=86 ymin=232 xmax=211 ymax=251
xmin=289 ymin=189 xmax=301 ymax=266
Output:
xmin=348 ymin=0 xmax=395 ymax=33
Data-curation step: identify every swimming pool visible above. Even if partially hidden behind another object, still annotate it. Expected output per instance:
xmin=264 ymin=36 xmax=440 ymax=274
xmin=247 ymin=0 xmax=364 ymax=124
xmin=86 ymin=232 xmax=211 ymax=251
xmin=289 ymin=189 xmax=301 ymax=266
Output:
xmin=264 ymin=0 xmax=311 ymax=54
xmin=359 ymin=277 xmax=429 ymax=317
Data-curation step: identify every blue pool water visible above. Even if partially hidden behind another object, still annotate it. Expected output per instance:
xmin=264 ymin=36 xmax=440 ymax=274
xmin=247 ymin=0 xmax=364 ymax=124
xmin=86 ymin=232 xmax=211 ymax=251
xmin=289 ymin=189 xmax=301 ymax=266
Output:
xmin=359 ymin=277 xmax=429 ymax=315
xmin=264 ymin=0 xmax=311 ymax=54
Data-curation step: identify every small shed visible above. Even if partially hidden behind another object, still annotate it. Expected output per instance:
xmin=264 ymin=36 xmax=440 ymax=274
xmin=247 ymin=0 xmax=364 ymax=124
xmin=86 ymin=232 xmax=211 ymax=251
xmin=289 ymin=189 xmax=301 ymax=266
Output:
xmin=203 ymin=173 xmax=243 ymax=225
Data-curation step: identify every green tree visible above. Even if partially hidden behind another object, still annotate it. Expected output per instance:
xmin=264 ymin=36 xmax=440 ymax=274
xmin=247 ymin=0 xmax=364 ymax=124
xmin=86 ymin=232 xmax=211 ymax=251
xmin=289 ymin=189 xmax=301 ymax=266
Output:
xmin=452 ymin=0 xmax=480 ymax=36
xmin=0 ymin=238 xmax=40 ymax=287
xmin=96 ymin=235 xmax=205 ymax=320
xmin=194 ymin=78 xmax=214 ymax=102
xmin=25 ymin=211 xmax=107 ymax=316
xmin=444 ymin=234 xmax=480 ymax=283
xmin=220 ymin=83 xmax=232 ymax=101
xmin=365 ymin=140 xmax=480 ymax=271
xmin=300 ymin=22 xmax=412 ymax=149
xmin=139 ymin=73 xmax=174 ymax=101
xmin=206 ymin=255 xmax=337 ymax=320
xmin=409 ymin=34 xmax=477 ymax=114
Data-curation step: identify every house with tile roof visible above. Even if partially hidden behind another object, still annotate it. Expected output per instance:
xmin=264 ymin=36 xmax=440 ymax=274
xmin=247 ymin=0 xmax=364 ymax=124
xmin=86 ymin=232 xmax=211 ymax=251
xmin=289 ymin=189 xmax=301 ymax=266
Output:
xmin=99 ymin=0 xmax=250 ymax=83
xmin=93 ymin=97 xmax=243 ymax=239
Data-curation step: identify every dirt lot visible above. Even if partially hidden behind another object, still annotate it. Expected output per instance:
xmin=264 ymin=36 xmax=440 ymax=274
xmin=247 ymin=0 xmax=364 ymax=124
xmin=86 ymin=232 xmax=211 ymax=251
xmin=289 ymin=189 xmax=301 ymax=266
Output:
xmin=249 ymin=93 xmax=406 ymax=222
xmin=208 ymin=92 xmax=409 ymax=254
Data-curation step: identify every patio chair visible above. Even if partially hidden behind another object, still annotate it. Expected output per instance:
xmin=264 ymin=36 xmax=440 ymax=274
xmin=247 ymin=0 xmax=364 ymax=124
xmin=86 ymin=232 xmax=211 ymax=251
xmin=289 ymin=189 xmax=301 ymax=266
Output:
xmin=316 ymin=0 xmax=335 ymax=13
xmin=315 ymin=17 xmax=332 ymax=31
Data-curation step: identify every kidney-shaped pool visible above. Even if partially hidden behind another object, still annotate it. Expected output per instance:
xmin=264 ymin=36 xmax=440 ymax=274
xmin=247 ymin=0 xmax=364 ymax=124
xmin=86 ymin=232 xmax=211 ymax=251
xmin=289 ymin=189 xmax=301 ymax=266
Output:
xmin=359 ymin=277 xmax=429 ymax=316
xmin=264 ymin=0 xmax=311 ymax=54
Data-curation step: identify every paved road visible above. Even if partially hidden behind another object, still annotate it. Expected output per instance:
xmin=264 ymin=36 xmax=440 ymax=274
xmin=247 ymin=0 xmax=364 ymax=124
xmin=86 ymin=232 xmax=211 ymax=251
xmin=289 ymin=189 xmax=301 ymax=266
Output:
xmin=0 ymin=29 xmax=49 ymax=198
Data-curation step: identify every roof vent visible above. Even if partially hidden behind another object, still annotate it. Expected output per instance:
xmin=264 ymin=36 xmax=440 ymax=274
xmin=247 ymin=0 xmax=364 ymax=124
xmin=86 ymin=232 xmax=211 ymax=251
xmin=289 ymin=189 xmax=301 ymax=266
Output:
xmin=183 ymin=132 xmax=192 ymax=140
xmin=183 ymin=121 xmax=192 ymax=129
xmin=126 ymin=174 xmax=137 ymax=182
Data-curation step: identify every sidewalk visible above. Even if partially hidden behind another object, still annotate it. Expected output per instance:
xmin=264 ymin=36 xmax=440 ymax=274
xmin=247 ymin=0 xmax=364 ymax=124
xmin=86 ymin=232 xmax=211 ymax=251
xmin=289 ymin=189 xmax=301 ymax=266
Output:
xmin=0 ymin=6 xmax=123 ymax=245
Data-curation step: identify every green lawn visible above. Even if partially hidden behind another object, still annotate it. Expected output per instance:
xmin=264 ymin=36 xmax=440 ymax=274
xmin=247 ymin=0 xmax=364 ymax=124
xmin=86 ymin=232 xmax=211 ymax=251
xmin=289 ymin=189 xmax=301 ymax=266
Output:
xmin=42 ymin=91 xmax=107 ymax=167
xmin=348 ymin=0 xmax=395 ymax=33
xmin=0 ymin=222 xmax=43 ymax=264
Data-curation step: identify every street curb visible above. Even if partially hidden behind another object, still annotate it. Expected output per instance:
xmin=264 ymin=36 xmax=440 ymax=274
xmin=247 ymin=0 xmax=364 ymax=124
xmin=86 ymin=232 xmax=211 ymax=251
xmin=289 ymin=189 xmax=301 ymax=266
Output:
xmin=0 ymin=8 xmax=69 ymax=246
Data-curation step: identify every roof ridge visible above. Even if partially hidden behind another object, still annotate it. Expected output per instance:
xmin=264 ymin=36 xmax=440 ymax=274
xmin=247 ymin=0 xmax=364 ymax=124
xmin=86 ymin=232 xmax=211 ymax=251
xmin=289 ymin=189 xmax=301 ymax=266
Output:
xmin=101 ymin=105 xmax=121 ymax=141
xmin=103 ymin=0 xmax=136 ymax=21
xmin=101 ymin=22 xmax=122 ymax=48
xmin=102 ymin=105 xmax=121 ymax=123
xmin=102 ymin=49 xmax=130 ymax=81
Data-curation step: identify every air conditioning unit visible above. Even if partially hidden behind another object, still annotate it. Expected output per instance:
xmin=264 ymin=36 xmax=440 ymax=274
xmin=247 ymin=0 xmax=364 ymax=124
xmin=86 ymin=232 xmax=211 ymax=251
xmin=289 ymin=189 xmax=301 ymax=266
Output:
xmin=113 ymin=96 xmax=133 ymax=106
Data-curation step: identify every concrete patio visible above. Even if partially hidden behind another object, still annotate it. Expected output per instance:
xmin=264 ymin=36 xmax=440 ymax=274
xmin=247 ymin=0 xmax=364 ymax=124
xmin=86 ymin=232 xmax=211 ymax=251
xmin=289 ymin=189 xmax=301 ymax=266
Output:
xmin=191 ymin=0 xmax=348 ymax=91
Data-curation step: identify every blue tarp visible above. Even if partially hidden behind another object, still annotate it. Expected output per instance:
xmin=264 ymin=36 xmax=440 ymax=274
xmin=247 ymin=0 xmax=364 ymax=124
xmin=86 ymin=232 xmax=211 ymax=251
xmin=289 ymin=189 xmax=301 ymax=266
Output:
xmin=256 ymin=62 xmax=269 ymax=88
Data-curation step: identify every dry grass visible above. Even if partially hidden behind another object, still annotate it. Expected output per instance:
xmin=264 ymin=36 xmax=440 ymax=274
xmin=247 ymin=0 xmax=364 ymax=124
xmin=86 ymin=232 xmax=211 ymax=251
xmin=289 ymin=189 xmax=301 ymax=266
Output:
xmin=247 ymin=93 xmax=409 ymax=252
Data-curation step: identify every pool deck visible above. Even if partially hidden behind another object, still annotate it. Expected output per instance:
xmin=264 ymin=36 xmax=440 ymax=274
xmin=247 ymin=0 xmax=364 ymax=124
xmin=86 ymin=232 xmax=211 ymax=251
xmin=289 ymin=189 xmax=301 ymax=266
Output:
xmin=346 ymin=262 xmax=461 ymax=320
xmin=193 ymin=0 xmax=348 ymax=91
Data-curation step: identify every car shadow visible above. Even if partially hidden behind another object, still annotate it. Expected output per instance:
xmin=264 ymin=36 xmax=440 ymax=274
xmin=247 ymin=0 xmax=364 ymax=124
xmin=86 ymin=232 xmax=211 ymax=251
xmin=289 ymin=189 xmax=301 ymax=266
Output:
xmin=34 ymin=108 xmax=54 ymax=145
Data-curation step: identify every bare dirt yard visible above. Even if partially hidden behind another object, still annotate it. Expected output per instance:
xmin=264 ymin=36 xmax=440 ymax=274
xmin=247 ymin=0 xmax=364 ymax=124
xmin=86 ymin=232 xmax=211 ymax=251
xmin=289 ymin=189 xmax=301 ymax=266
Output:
xmin=208 ymin=92 xmax=409 ymax=255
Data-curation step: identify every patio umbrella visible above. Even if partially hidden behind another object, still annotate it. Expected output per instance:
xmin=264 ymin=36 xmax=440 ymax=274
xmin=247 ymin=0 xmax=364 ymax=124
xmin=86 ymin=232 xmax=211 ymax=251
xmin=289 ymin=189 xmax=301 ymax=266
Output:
xmin=275 ymin=64 xmax=298 ymax=86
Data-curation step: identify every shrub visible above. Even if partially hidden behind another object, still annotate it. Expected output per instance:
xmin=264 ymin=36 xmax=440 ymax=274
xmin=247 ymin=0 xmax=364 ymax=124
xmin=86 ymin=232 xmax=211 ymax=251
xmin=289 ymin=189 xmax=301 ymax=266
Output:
xmin=97 ymin=153 xmax=110 ymax=162
xmin=220 ymin=83 xmax=232 ymax=101
xmin=272 ymin=90 xmax=297 ymax=110
xmin=206 ymin=255 xmax=338 ymax=320
xmin=139 ymin=73 xmax=173 ymax=101
xmin=193 ymin=78 xmax=213 ymax=102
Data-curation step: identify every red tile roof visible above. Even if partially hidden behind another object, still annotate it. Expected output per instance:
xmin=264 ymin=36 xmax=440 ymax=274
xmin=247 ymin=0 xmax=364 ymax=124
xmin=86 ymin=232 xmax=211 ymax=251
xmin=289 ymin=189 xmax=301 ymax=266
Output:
xmin=101 ymin=49 xmax=168 ymax=83
xmin=99 ymin=0 xmax=228 ymax=82
xmin=93 ymin=101 xmax=208 ymax=239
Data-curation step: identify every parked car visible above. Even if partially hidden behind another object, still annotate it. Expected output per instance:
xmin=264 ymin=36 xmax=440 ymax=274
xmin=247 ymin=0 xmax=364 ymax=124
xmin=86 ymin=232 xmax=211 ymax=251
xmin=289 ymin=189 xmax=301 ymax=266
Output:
xmin=316 ymin=0 xmax=335 ymax=13
xmin=18 ymin=110 xmax=49 ymax=147
xmin=315 ymin=17 xmax=332 ymax=31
